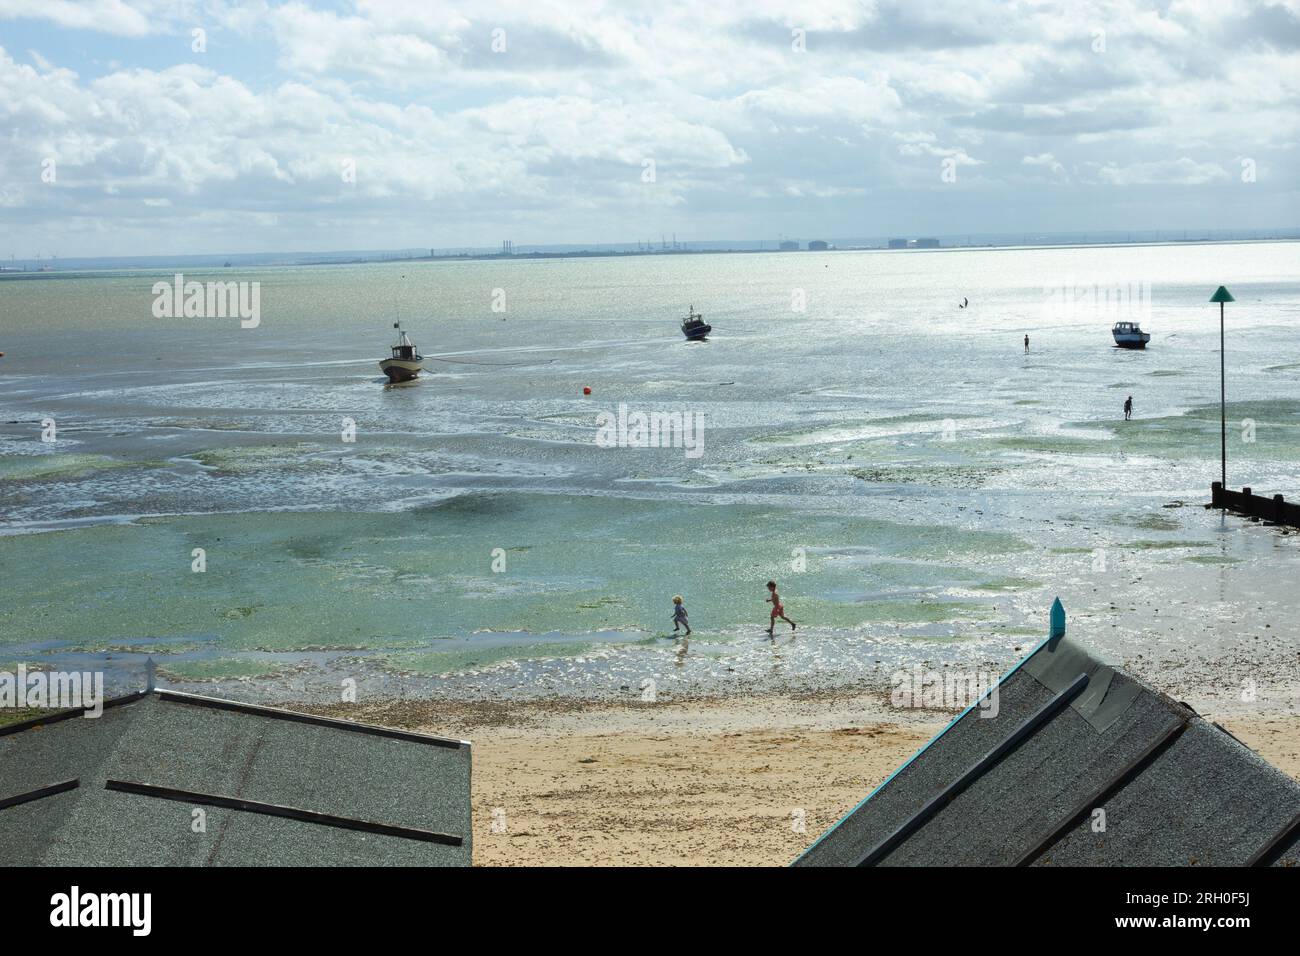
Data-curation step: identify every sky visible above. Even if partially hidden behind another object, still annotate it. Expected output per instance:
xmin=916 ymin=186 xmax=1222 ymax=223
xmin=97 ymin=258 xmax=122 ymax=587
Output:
xmin=1 ymin=0 xmax=1298 ymax=257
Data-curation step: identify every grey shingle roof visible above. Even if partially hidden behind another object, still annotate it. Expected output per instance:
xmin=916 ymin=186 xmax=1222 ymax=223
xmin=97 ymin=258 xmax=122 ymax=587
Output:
xmin=0 ymin=690 xmax=472 ymax=866
xmin=794 ymin=634 xmax=1300 ymax=867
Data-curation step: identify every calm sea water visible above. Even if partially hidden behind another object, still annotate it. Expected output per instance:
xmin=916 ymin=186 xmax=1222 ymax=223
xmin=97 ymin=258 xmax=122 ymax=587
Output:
xmin=1 ymin=242 xmax=1298 ymax=701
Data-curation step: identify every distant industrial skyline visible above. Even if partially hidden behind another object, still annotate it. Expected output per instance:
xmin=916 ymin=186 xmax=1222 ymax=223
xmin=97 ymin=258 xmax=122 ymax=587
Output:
xmin=6 ymin=227 xmax=1298 ymax=274
xmin=1 ymin=1 xmax=1297 ymax=258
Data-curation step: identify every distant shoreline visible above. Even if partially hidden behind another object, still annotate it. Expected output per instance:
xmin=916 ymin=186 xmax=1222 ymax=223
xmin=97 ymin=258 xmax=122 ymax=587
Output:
xmin=2 ymin=235 xmax=1297 ymax=276
xmin=299 ymin=235 xmax=1300 ymax=268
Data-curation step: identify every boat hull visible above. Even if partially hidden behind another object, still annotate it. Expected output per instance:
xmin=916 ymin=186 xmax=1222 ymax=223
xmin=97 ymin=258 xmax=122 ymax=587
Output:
xmin=1112 ymin=334 xmax=1150 ymax=349
xmin=682 ymin=324 xmax=712 ymax=341
xmin=380 ymin=358 xmax=423 ymax=382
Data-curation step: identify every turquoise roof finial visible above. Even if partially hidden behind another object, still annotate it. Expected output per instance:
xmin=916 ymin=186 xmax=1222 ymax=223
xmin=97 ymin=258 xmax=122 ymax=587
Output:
xmin=1049 ymin=597 xmax=1066 ymax=639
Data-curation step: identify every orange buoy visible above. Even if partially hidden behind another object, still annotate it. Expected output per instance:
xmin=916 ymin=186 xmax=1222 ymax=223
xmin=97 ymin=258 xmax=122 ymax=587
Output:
xmin=582 ymin=386 xmax=591 ymax=395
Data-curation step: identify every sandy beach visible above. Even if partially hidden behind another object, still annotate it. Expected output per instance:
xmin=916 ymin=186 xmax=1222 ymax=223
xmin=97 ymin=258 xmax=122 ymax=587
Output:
xmin=305 ymin=690 xmax=1300 ymax=866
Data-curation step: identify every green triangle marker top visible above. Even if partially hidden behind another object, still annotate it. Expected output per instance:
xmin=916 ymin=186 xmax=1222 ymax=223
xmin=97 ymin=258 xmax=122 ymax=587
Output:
xmin=1209 ymin=286 xmax=1235 ymax=303
xmin=1049 ymin=597 xmax=1065 ymax=639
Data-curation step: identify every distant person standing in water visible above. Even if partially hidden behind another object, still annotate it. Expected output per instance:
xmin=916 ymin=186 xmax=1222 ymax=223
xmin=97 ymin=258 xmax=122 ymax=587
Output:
xmin=1124 ymin=395 xmax=1133 ymax=421
xmin=1024 ymin=334 xmax=1030 ymax=353
xmin=671 ymin=595 xmax=691 ymax=636
xmin=765 ymin=581 xmax=796 ymax=635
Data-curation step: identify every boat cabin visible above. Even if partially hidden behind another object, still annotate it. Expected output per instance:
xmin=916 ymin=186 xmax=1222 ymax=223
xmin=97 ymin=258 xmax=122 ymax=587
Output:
xmin=391 ymin=324 xmax=421 ymax=360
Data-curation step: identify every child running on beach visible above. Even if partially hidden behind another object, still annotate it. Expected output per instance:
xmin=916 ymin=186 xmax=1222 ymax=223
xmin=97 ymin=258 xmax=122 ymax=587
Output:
xmin=671 ymin=595 xmax=691 ymax=636
xmin=765 ymin=580 xmax=796 ymax=635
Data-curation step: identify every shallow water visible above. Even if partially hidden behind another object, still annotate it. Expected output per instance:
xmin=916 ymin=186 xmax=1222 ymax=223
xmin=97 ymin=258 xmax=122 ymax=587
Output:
xmin=1 ymin=242 xmax=1298 ymax=700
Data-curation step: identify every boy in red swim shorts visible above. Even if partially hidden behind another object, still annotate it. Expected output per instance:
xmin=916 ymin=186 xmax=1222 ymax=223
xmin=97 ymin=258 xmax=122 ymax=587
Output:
xmin=765 ymin=580 xmax=796 ymax=635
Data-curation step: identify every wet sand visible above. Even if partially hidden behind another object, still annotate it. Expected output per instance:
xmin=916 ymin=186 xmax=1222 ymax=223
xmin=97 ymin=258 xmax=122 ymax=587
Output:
xmin=304 ymin=690 xmax=1300 ymax=866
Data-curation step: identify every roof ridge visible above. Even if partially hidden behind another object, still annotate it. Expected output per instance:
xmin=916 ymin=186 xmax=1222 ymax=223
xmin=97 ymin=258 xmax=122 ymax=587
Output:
xmin=0 ymin=689 xmax=149 ymax=737
xmin=155 ymin=690 xmax=470 ymax=749
xmin=1 ymin=688 xmax=469 ymax=749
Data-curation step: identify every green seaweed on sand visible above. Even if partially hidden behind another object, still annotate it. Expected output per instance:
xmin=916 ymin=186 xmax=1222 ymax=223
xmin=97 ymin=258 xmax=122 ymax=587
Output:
xmin=994 ymin=435 xmax=1104 ymax=455
xmin=970 ymin=577 xmax=1040 ymax=592
xmin=44 ymin=640 xmax=212 ymax=656
xmin=191 ymin=444 xmax=322 ymax=475
xmin=0 ymin=454 xmax=143 ymax=481
xmin=379 ymin=642 xmax=596 ymax=676
xmin=576 ymin=596 xmax=625 ymax=609
xmin=843 ymin=599 xmax=993 ymax=624
xmin=0 ymin=708 xmax=55 ymax=728
xmin=992 ymin=401 xmax=1300 ymax=463
xmin=155 ymin=659 xmax=294 ymax=682
xmin=0 ymin=497 xmax=1031 ymax=664
xmin=1107 ymin=512 xmax=1182 ymax=532
xmin=991 ymin=626 xmax=1045 ymax=637
xmin=850 ymin=464 xmax=1003 ymax=487
xmin=754 ymin=413 xmax=980 ymax=447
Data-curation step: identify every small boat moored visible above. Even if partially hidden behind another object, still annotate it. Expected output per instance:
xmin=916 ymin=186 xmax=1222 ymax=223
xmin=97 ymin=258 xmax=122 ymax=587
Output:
xmin=1112 ymin=321 xmax=1151 ymax=349
xmin=380 ymin=322 xmax=424 ymax=382
xmin=680 ymin=305 xmax=712 ymax=341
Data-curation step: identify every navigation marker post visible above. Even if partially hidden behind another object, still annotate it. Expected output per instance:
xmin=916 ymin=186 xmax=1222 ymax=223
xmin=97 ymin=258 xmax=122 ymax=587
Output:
xmin=1209 ymin=286 xmax=1235 ymax=495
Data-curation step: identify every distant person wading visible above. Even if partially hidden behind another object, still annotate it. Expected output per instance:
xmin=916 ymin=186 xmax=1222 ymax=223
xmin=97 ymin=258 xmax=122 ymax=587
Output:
xmin=1124 ymin=395 xmax=1133 ymax=421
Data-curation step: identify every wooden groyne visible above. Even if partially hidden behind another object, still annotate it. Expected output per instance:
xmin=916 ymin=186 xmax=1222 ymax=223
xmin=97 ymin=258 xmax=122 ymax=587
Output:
xmin=1211 ymin=482 xmax=1300 ymax=528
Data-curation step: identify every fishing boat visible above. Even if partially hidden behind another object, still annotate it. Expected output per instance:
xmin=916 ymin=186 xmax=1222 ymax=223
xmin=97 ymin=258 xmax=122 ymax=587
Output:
xmin=379 ymin=322 xmax=423 ymax=382
xmin=680 ymin=305 xmax=712 ymax=341
xmin=1112 ymin=321 xmax=1151 ymax=349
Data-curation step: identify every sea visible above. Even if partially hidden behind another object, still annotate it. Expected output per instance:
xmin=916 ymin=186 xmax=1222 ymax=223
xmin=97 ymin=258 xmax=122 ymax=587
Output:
xmin=1 ymin=241 xmax=1298 ymax=704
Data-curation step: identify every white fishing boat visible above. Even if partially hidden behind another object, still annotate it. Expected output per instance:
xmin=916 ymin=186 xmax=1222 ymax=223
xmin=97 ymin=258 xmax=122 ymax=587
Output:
xmin=379 ymin=322 xmax=423 ymax=382
xmin=1112 ymin=321 xmax=1151 ymax=349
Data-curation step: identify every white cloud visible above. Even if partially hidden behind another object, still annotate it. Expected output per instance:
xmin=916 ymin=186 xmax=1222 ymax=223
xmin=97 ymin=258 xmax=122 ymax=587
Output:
xmin=734 ymin=76 xmax=903 ymax=126
xmin=0 ymin=0 xmax=1296 ymax=252
xmin=895 ymin=132 xmax=984 ymax=165
xmin=1023 ymin=152 xmax=1066 ymax=177
xmin=1096 ymin=157 xmax=1231 ymax=186
xmin=0 ymin=0 xmax=179 ymax=37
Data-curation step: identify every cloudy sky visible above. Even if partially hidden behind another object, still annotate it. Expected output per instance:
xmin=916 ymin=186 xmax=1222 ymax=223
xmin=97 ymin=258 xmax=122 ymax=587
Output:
xmin=1 ymin=0 xmax=1297 ymax=257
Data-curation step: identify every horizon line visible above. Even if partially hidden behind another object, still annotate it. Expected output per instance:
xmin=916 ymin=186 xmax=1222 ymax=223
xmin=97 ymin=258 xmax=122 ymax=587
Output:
xmin=5 ymin=227 xmax=1299 ymax=271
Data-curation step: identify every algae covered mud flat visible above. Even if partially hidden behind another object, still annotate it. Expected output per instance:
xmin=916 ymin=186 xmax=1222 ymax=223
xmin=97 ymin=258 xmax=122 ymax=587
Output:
xmin=1 ymin=241 xmax=1298 ymax=713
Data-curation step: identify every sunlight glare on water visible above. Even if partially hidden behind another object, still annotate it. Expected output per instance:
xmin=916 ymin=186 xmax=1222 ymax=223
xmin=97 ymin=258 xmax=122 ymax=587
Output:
xmin=1 ymin=241 xmax=1297 ymax=700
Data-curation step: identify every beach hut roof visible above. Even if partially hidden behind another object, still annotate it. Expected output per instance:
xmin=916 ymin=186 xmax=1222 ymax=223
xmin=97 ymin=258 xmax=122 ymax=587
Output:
xmin=794 ymin=634 xmax=1300 ymax=866
xmin=0 ymin=689 xmax=472 ymax=866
